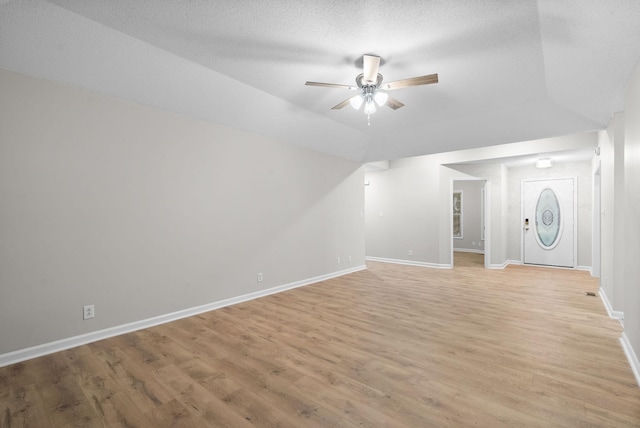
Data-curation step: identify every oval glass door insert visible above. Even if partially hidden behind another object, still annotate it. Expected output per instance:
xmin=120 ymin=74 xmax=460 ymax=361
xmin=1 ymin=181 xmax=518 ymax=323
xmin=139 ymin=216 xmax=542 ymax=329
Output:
xmin=535 ymin=188 xmax=561 ymax=248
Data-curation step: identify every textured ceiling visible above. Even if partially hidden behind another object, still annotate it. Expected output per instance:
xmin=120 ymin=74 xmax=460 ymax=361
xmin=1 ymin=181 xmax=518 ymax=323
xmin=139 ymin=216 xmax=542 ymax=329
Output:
xmin=2 ymin=0 xmax=640 ymax=162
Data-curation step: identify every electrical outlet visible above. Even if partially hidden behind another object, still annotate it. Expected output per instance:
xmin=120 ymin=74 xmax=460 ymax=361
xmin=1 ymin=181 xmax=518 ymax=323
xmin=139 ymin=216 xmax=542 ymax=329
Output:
xmin=337 ymin=256 xmax=341 ymax=264
xmin=348 ymin=256 xmax=352 ymax=263
xmin=257 ymin=273 xmax=263 ymax=282
xmin=408 ymin=249 xmax=413 ymax=256
xmin=83 ymin=305 xmax=95 ymax=320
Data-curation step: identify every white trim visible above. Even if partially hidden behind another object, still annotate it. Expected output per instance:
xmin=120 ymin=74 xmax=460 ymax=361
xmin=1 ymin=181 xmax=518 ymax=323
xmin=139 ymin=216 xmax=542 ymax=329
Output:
xmin=620 ymin=333 xmax=640 ymax=388
xmin=523 ymin=263 xmax=588 ymax=271
xmin=592 ymin=162 xmax=602 ymax=278
xmin=599 ymin=287 xmax=624 ymax=320
xmin=480 ymin=187 xmax=486 ymax=241
xmin=453 ymin=248 xmax=485 ymax=254
xmin=576 ymin=265 xmax=592 ymax=272
xmin=488 ymin=260 xmax=591 ymax=272
xmin=366 ymin=256 xmax=452 ymax=269
xmin=488 ymin=260 xmax=522 ymax=269
xmin=0 ymin=265 xmax=366 ymax=368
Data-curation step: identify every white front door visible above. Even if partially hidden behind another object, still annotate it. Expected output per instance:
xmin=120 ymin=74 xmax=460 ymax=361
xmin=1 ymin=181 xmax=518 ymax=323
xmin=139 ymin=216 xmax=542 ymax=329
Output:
xmin=523 ymin=178 xmax=576 ymax=268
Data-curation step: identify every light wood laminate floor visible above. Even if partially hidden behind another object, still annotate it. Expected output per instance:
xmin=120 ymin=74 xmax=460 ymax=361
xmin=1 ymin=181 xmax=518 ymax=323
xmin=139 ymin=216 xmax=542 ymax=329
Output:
xmin=2 ymin=253 xmax=639 ymax=427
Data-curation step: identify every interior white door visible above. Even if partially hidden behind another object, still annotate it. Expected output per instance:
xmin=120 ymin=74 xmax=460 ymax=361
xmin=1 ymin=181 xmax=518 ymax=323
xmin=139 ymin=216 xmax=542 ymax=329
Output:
xmin=523 ymin=178 xmax=575 ymax=268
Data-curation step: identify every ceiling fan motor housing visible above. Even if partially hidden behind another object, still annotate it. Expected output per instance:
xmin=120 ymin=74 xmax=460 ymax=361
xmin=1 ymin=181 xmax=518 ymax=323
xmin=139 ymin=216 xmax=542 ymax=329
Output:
xmin=356 ymin=73 xmax=383 ymax=89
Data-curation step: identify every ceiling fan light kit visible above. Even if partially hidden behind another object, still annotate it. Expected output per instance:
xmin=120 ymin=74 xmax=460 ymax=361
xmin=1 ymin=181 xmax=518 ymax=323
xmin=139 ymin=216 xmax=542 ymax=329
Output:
xmin=305 ymin=54 xmax=438 ymax=125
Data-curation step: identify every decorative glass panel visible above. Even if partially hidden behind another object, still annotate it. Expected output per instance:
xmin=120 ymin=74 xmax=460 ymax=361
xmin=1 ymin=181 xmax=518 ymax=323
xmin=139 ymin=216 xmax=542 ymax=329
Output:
xmin=452 ymin=191 xmax=462 ymax=238
xmin=535 ymin=188 xmax=561 ymax=248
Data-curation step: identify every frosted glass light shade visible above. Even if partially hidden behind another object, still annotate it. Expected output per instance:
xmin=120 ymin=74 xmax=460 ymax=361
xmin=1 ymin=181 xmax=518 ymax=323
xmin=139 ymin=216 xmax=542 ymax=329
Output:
xmin=350 ymin=95 xmax=364 ymax=109
xmin=374 ymin=91 xmax=388 ymax=106
xmin=364 ymin=99 xmax=377 ymax=114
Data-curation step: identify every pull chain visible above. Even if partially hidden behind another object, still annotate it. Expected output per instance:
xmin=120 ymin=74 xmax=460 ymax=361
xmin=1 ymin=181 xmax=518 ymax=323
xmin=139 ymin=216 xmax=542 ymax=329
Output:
xmin=367 ymin=114 xmax=371 ymax=126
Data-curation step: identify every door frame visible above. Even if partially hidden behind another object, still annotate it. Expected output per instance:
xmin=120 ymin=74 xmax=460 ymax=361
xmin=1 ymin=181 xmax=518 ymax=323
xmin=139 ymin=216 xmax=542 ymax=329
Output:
xmin=520 ymin=176 xmax=578 ymax=268
xmin=592 ymin=161 xmax=601 ymax=278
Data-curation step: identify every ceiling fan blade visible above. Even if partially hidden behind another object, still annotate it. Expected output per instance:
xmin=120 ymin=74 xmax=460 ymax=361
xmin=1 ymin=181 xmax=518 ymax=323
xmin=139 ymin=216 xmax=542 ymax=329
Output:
xmin=381 ymin=73 xmax=439 ymax=91
xmin=331 ymin=95 xmax=359 ymax=110
xmin=363 ymin=55 xmax=381 ymax=84
xmin=305 ymin=81 xmax=357 ymax=90
xmin=386 ymin=96 xmax=405 ymax=110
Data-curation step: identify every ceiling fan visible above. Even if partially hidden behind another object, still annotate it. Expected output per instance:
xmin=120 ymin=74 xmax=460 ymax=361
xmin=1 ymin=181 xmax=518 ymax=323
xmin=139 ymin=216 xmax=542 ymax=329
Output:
xmin=305 ymin=54 xmax=438 ymax=124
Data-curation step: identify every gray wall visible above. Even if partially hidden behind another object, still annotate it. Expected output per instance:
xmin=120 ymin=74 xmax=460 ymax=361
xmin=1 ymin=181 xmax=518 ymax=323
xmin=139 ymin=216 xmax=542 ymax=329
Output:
xmin=598 ymin=130 xmax=613 ymax=302
xmin=622 ymin=59 xmax=640 ymax=371
xmin=598 ymin=59 xmax=640 ymax=375
xmin=0 ymin=69 xmax=365 ymax=355
xmin=598 ymin=56 xmax=640 ymax=381
xmin=365 ymin=157 xmax=444 ymax=265
xmin=603 ymin=113 xmax=627 ymax=316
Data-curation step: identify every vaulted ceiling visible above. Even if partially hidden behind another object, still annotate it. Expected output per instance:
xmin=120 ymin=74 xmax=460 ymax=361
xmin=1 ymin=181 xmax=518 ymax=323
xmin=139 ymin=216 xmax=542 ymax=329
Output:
xmin=2 ymin=1 xmax=640 ymax=162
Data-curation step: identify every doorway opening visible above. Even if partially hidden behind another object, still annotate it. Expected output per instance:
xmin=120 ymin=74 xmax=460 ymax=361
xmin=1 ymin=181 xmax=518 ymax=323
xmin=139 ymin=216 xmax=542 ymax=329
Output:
xmin=451 ymin=179 xmax=488 ymax=269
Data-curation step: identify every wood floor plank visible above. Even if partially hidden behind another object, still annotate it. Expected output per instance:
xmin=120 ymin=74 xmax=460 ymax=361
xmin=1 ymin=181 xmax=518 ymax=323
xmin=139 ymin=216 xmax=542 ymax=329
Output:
xmin=0 ymin=384 xmax=52 ymax=428
xmin=152 ymin=363 xmax=254 ymax=428
xmin=1 ymin=252 xmax=639 ymax=427
xmin=176 ymin=357 xmax=244 ymax=400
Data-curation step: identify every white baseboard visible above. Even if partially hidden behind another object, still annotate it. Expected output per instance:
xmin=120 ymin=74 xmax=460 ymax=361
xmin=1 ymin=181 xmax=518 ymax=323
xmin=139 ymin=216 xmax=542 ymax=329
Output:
xmin=0 ymin=265 xmax=366 ymax=368
xmin=621 ymin=333 xmax=640 ymax=388
xmin=599 ymin=287 xmax=624 ymax=321
xmin=453 ymin=248 xmax=485 ymax=254
xmin=518 ymin=262 xmax=591 ymax=271
xmin=478 ymin=260 xmax=589 ymax=271
xmin=488 ymin=260 xmax=521 ymax=270
xmin=366 ymin=256 xmax=452 ymax=269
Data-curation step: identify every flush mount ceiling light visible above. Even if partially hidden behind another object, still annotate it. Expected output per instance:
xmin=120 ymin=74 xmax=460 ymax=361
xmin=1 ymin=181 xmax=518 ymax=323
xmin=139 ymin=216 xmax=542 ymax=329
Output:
xmin=536 ymin=158 xmax=553 ymax=168
xmin=305 ymin=54 xmax=439 ymax=125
